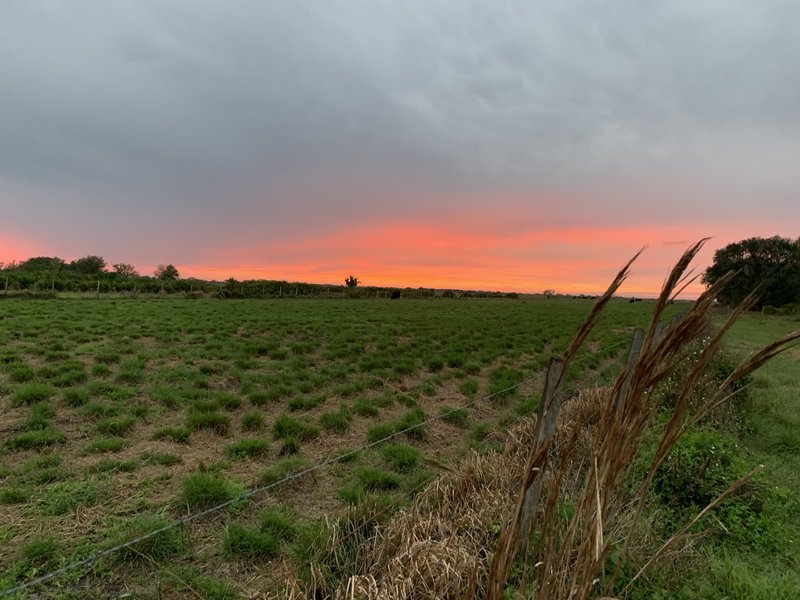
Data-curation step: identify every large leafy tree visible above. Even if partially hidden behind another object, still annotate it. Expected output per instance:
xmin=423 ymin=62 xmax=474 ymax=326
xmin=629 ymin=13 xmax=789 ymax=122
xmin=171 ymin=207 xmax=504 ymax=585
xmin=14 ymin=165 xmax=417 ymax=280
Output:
xmin=702 ymin=236 xmax=800 ymax=309
xmin=154 ymin=264 xmax=180 ymax=281
xmin=70 ymin=255 xmax=107 ymax=275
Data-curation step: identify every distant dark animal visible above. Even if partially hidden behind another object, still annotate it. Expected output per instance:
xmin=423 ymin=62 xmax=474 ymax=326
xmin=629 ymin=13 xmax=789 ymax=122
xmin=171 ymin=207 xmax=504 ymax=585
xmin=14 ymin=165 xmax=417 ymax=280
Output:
xmin=629 ymin=298 xmax=636 ymax=303
xmin=391 ymin=290 xmax=401 ymax=300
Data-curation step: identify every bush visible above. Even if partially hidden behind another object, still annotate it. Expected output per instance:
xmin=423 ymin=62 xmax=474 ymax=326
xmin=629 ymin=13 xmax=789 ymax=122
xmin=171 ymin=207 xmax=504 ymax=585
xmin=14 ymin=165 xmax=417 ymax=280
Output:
xmin=181 ymin=471 xmax=242 ymax=510
xmin=654 ymin=429 xmax=749 ymax=508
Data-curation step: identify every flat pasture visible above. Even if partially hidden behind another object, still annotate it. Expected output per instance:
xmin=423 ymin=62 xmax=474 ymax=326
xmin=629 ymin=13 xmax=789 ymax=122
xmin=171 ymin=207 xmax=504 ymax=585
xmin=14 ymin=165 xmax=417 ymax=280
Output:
xmin=0 ymin=296 xmax=664 ymax=597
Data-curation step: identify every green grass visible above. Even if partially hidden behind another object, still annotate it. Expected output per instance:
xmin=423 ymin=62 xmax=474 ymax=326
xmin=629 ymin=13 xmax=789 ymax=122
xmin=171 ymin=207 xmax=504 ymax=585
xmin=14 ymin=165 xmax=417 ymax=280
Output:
xmin=181 ymin=471 xmax=242 ymax=511
xmin=0 ymin=295 xmax=656 ymax=594
xmin=225 ymin=438 xmax=269 ymax=459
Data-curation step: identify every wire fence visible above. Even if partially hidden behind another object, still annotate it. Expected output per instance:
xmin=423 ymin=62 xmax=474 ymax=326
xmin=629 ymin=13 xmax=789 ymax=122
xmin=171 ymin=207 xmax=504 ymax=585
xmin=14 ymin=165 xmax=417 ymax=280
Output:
xmin=0 ymin=338 xmax=631 ymax=598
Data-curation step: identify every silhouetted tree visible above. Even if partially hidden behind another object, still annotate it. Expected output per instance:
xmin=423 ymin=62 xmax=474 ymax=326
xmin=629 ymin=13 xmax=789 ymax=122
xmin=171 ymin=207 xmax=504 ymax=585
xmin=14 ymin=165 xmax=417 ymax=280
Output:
xmin=113 ymin=263 xmax=138 ymax=277
xmin=703 ymin=236 xmax=800 ymax=309
xmin=344 ymin=275 xmax=359 ymax=287
xmin=70 ymin=255 xmax=107 ymax=275
xmin=154 ymin=264 xmax=180 ymax=281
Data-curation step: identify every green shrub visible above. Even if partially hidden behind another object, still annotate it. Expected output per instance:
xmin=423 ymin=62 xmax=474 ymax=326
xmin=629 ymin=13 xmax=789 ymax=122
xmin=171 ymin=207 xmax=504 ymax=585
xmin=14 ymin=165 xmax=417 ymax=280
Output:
xmin=181 ymin=471 xmax=242 ymax=510
xmin=654 ymin=429 xmax=748 ymax=509
xmin=225 ymin=438 xmax=269 ymax=459
xmin=223 ymin=523 xmax=279 ymax=559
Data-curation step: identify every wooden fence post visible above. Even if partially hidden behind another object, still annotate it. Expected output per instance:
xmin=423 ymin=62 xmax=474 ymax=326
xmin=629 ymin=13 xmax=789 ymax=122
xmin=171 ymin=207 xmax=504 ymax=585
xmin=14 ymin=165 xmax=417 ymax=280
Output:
xmin=518 ymin=356 xmax=565 ymax=553
xmin=96 ymin=281 xmax=100 ymax=297
xmin=614 ymin=328 xmax=645 ymax=412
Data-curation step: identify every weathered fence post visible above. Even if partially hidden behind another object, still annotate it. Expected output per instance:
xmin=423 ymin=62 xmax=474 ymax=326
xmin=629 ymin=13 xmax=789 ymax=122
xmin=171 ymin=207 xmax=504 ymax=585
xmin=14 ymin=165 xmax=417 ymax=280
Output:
xmin=96 ymin=281 xmax=100 ymax=297
xmin=518 ymin=356 xmax=565 ymax=554
xmin=614 ymin=328 xmax=645 ymax=411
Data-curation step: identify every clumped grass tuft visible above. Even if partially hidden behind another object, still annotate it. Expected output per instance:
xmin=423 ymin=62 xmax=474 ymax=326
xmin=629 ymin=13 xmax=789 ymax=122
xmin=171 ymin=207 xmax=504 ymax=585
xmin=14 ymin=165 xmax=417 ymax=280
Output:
xmin=22 ymin=536 xmax=62 ymax=568
xmin=162 ymin=566 xmax=239 ymax=600
xmin=223 ymin=523 xmax=279 ymax=559
xmin=354 ymin=466 xmax=401 ymax=491
xmin=25 ymin=401 xmax=55 ymax=431
xmin=241 ymin=411 xmax=264 ymax=431
xmin=86 ymin=436 xmax=128 ymax=453
xmin=37 ymin=480 xmax=104 ymax=516
xmin=260 ymin=507 xmax=298 ymax=541
xmin=440 ymin=405 xmax=470 ymax=428
xmin=225 ymin=438 xmax=269 ymax=459
xmin=186 ymin=409 xmax=230 ymax=434
xmin=140 ymin=451 xmax=182 ymax=466
xmin=181 ymin=471 xmax=242 ymax=510
xmin=279 ymin=436 xmax=301 ymax=456
xmin=319 ymin=409 xmax=351 ymax=434
xmin=96 ymin=416 xmax=136 ymax=436
xmin=153 ymin=426 xmax=191 ymax=444
xmin=272 ymin=414 xmax=319 ymax=441
xmin=7 ymin=427 xmax=66 ymax=450
xmin=11 ymin=383 xmax=54 ymax=406
xmin=62 ymin=387 xmax=90 ymax=407
xmin=381 ymin=443 xmax=421 ymax=473
xmin=90 ymin=459 xmax=138 ymax=473
xmin=0 ymin=486 xmax=29 ymax=504
xmin=258 ymin=457 xmax=310 ymax=487
xmin=116 ymin=514 xmax=186 ymax=562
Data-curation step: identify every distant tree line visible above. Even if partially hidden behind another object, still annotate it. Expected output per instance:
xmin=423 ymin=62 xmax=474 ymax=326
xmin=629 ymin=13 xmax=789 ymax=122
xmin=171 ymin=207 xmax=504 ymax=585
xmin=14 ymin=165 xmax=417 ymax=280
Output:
xmin=0 ymin=255 xmax=520 ymax=299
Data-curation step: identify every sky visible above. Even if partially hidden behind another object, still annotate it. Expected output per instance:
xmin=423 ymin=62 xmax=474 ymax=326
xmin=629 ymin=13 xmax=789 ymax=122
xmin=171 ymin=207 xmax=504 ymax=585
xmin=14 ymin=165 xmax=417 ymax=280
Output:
xmin=1 ymin=1 xmax=798 ymax=296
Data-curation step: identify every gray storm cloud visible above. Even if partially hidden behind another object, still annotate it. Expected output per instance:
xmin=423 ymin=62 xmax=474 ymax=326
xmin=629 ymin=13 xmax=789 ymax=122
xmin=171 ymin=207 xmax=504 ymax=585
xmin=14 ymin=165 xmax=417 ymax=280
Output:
xmin=1 ymin=0 xmax=798 ymax=259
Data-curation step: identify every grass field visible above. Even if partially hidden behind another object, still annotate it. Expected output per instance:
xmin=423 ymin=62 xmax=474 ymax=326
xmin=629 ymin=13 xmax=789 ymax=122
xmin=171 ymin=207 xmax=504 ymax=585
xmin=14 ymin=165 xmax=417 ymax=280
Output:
xmin=0 ymin=296 xmax=670 ymax=597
